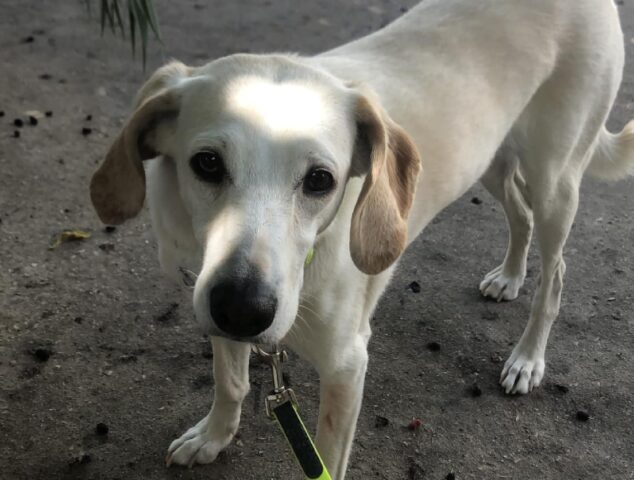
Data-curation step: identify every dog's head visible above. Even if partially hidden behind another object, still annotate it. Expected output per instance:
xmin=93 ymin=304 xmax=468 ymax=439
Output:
xmin=91 ymin=55 xmax=421 ymax=343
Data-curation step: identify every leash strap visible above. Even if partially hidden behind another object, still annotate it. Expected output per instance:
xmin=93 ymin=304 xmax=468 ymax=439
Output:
xmin=272 ymin=401 xmax=331 ymax=480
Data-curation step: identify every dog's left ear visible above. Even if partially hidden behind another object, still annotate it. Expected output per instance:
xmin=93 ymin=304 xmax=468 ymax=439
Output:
xmin=349 ymin=92 xmax=422 ymax=275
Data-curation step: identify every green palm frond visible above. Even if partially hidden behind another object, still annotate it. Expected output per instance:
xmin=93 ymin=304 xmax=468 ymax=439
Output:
xmin=84 ymin=0 xmax=162 ymax=68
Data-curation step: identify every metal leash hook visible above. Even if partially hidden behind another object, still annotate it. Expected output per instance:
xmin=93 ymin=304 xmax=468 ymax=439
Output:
xmin=252 ymin=344 xmax=298 ymax=418
xmin=252 ymin=344 xmax=332 ymax=480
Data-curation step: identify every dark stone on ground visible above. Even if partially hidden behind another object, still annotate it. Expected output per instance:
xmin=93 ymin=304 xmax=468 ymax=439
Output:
xmin=32 ymin=347 xmax=51 ymax=362
xmin=426 ymin=341 xmax=441 ymax=352
xmin=95 ymin=423 xmax=109 ymax=436
xmin=374 ymin=415 xmax=389 ymax=428
xmin=408 ymin=281 xmax=421 ymax=293
xmin=468 ymin=384 xmax=482 ymax=397
xmin=576 ymin=410 xmax=590 ymax=422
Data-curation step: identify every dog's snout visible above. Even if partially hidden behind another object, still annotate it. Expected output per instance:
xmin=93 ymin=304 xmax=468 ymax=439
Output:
xmin=209 ymin=279 xmax=277 ymax=338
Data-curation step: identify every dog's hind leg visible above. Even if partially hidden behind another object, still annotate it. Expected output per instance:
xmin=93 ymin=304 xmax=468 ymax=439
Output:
xmin=479 ymin=145 xmax=533 ymax=301
xmin=500 ymin=168 xmax=581 ymax=394
xmin=166 ymin=337 xmax=250 ymax=466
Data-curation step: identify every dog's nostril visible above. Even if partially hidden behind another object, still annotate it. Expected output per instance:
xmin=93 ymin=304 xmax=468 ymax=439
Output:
xmin=208 ymin=280 xmax=277 ymax=338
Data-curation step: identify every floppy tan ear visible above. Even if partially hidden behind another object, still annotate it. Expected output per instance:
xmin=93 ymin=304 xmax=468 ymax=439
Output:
xmin=90 ymin=62 xmax=191 ymax=225
xmin=349 ymin=94 xmax=422 ymax=275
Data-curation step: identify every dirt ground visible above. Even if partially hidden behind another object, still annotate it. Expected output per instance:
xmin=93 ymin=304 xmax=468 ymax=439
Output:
xmin=1 ymin=1 xmax=633 ymax=479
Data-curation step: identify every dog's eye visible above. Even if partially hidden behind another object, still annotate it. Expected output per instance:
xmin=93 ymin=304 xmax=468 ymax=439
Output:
xmin=190 ymin=151 xmax=226 ymax=183
xmin=303 ymin=168 xmax=335 ymax=195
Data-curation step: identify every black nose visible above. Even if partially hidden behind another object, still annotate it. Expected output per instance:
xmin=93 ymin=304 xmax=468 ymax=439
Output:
xmin=209 ymin=279 xmax=277 ymax=338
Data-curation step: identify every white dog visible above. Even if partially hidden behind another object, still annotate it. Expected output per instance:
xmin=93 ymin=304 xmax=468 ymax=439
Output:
xmin=90 ymin=0 xmax=634 ymax=477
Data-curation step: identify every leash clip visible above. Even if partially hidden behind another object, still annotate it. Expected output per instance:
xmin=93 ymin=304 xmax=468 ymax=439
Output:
xmin=252 ymin=345 xmax=298 ymax=419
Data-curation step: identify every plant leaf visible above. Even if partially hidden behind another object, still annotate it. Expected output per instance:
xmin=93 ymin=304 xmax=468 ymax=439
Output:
xmin=111 ymin=0 xmax=125 ymax=36
xmin=128 ymin=0 xmax=137 ymax=57
xmin=140 ymin=0 xmax=161 ymax=41
xmin=85 ymin=0 xmax=161 ymax=67
xmin=131 ymin=0 xmax=149 ymax=68
xmin=100 ymin=0 xmax=108 ymax=35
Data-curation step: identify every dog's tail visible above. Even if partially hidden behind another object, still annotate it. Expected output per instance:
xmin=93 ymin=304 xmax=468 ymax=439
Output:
xmin=587 ymin=122 xmax=634 ymax=180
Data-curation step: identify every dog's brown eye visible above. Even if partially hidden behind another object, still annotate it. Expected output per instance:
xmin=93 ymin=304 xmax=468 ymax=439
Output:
xmin=303 ymin=168 xmax=335 ymax=196
xmin=191 ymin=151 xmax=226 ymax=183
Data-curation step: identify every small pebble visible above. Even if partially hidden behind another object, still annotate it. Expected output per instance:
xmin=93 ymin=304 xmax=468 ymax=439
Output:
xmin=81 ymin=127 xmax=92 ymax=136
xmin=70 ymin=452 xmax=92 ymax=465
xmin=374 ymin=415 xmax=389 ymax=428
xmin=446 ymin=474 xmax=456 ymax=480
xmin=576 ymin=410 xmax=590 ymax=422
xmin=98 ymin=243 xmax=115 ymax=252
xmin=45 ymin=111 xmax=53 ymax=117
xmin=22 ymin=36 xmax=35 ymax=43
xmin=408 ymin=460 xmax=425 ymax=479
xmin=33 ymin=347 xmax=51 ymax=362
xmin=104 ymin=226 xmax=116 ymax=233
xmin=13 ymin=130 xmax=20 ymax=138
xmin=39 ymin=73 xmax=52 ymax=80
xmin=0 ymin=111 xmax=4 ymax=117
xmin=28 ymin=116 xmax=38 ymax=126
xmin=201 ymin=349 xmax=213 ymax=359
xmin=14 ymin=118 xmax=23 ymax=127
xmin=471 ymin=196 xmax=483 ymax=205
xmin=85 ymin=114 xmax=93 ymax=121
xmin=469 ymin=384 xmax=482 ymax=397
xmin=408 ymin=281 xmax=421 ymax=293
xmin=95 ymin=422 xmax=109 ymax=436
xmin=554 ymin=384 xmax=569 ymax=394
xmin=426 ymin=341 xmax=441 ymax=352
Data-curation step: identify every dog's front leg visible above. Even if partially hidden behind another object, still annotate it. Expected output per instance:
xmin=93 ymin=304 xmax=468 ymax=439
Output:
xmin=315 ymin=336 xmax=368 ymax=480
xmin=166 ymin=337 xmax=250 ymax=467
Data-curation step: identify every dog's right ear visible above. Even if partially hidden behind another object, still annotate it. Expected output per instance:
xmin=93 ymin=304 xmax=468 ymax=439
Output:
xmin=90 ymin=62 xmax=191 ymax=225
xmin=349 ymin=92 xmax=422 ymax=275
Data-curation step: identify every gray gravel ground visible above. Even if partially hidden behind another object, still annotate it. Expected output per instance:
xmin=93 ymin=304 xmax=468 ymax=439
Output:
xmin=1 ymin=1 xmax=633 ymax=479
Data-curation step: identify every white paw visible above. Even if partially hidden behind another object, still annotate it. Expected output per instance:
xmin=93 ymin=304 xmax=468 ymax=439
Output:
xmin=500 ymin=348 xmax=545 ymax=395
xmin=479 ymin=264 xmax=524 ymax=301
xmin=166 ymin=414 xmax=236 ymax=468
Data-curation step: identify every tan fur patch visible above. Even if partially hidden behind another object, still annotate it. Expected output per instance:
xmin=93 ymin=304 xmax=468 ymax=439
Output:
xmin=350 ymin=94 xmax=422 ymax=275
xmin=90 ymin=62 xmax=190 ymax=225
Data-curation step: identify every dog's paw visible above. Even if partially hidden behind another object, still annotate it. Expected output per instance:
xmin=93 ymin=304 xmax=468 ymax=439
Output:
xmin=500 ymin=348 xmax=545 ymax=395
xmin=479 ymin=264 xmax=524 ymax=302
xmin=166 ymin=415 xmax=235 ymax=468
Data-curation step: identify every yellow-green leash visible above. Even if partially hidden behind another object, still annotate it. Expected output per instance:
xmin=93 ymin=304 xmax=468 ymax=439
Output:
xmin=253 ymin=342 xmax=331 ymax=480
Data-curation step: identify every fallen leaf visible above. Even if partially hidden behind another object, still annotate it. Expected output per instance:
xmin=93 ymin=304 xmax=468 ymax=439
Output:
xmin=24 ymin=110 xmax=45 ymax=119
xmin=48 ymin=229 xmax=91 ymax=249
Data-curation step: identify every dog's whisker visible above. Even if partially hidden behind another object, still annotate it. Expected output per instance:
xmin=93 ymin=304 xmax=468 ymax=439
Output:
xmin=294 ymin=312 xmax=318 ymax=337
xmin=297 ymin=303 xmax=326 ymax=325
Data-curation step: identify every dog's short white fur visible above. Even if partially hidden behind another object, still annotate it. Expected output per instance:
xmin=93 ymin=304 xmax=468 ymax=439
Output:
xmin=90 ymin=0 xmax=634 ymax=477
